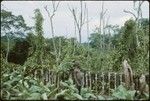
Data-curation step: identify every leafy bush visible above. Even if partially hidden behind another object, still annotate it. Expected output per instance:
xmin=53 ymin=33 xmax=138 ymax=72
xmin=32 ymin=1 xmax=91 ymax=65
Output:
xmin=111 ymin=85 xmax=136 ymax=100
xmin=1 ymin=61 xmax=149 ymax=100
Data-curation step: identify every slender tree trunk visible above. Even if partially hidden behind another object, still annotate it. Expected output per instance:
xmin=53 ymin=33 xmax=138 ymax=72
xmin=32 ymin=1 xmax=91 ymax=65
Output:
xmin=57 ymin=37 xmax=61 ymax=66
xmin=86 ymin=7 xmax=90 ymax=69
xmin=108 ymin=28 xmax=111 ymax=50
xmin=79 ymin=29 xmax=82 ymax=43
xmin=79 ymin=1 xmax=83 ymax=43
xmin=44 ymin=2 xmax=60 ymax=66
xmin=99 ymin=1 xmax=107 ymax=50
xmin=102 ymin=17 xmax=105 ymax=50
xmin=69 ymin=1 xmax=86 ymax=44
xmin=50 ymin=18 xmax=57 ymax=55
xmin=99 ymin=14 xmax=102 ymax=50
xmin=50 ymin=17 xmax=58 ymax=66
xmin=73 ymin=21 xmax=77 ymax=56
xmin=6 ymin=34 xmax=10 ymax=63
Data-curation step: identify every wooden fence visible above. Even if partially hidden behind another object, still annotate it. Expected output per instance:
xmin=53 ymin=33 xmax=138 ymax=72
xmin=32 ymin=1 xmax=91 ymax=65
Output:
xmin=32 ymin=69 xmax=149 ymax=95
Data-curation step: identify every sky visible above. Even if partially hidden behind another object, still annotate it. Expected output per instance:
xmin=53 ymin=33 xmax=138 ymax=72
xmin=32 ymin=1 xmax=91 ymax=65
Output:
xmin=1 ymin=1 xmax=149 ymax=42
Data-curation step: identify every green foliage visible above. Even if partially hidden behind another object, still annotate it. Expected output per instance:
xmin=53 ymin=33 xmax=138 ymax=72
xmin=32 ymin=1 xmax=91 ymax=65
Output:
xmin=55 ymin=78 xmax=82 ymax=100
xmin=1 ymin=36 xmax=16 ymax=52
xmin=121 ymin=19 xmax=137 ymax=60
xmin=1 ymin=62 xmax=149 ymax=100
xmin=1 ymin=64 xmax=56 ymax=100
xmin=33 ymin=8 xmax=45 ymax=65
xmin=1 ymin=9 xmax=31 ymax=37
xmin=111 ymin=18 xmax=149 ymax=72
xmin=111 ymin=85 xmax=136 ymax=100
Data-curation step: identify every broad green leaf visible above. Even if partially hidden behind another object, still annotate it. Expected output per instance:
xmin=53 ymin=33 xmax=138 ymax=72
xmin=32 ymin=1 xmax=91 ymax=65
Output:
xmin=23 ymin=81 xmax=29 ymax=88
xmin=29 ymin=79 xmax=37 ymax=85
xmin=12 ymin=88 xmax=20 ymax=94
xmin=3 ymin=74 xmax=9 ymax=77
xmin=106 ymin=96 xmax=115 ymax=100
xmin=3 ymin=81 xmax=12 ymax=88
xmin=41 ymin=93 xmax=48 ymax=100
xmin=127 ymin=90 xmax=136 ymax=100
xmin=55 ymin=89 xmax=69 ymax=99
xmin=48 ymin=88 xmax=58 ymax=98
xmin=81 ymin=88 xmax=89 ymax=94
xmin=72 ymin=93 xmax=83 ymax=100
xmin=68 ymin=78 xmax=73 ymax=85
xmin=3 ymin=90 xmax=10 ymax=100
xmin=23 ymin=66 xmax=26 ymax=72
xmin=60 ymin=81 xmax=69 ymax=87
xmin=112 ymin=91 xmax=126 ymax=99
xmin=117 ymin=85 xmax=127 ymax=93
xmin=69 ymin=85 xmax=78 ymax=92
xmin=27 ymin=93 xmax=41 ymax=100
xmin=85 ymin=93 xmax=96 ymax=99
xmin=29 ymin=85 xmax=42 ymax=92
xmin=144 ymin=92 xmax=149 ymax=99
xmin=43 ymin=86 xmax=50 ymax=92
xmin=97 ymin=95 xmax=105 ymax=100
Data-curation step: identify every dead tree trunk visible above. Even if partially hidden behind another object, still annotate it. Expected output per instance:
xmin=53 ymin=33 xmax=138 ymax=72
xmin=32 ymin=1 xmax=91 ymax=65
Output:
xmin=122 ymin=59 xmax=134 ymax=90
xmin=68 ymin=1 xmax=87 ymax=43
xmin=44 ymin=1 xmax=60 ymax=66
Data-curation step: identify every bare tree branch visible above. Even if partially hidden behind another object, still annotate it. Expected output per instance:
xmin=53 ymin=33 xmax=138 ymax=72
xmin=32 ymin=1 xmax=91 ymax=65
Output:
xmin=80 ymin=1 xmax=83 ymax=29
xmin=123 ymin=10 xmax=137 ymax=20
xmin=81 ymin=18 xmax=92 ymax=26
xmin=124 ymin=1 xmax=145 ymax=48
xmin=44 ymin=1 xmax=60 ymax=66
xmin=103 ymin=9 xmax=108 ymax=17
xmin=55 ymin=1 xmax=61 ymax=11
xmin=72 ymin=9 xmax=80 ymax=31
xmin=68 ymin=1 xmax=87 ymax=43
xmin=44 ymin=6 xmax=51 ymax=17
xmin=52 ymin=1 xmax=55 ymax=11
xmin=83 ymin=3 xmax=87 ymax=24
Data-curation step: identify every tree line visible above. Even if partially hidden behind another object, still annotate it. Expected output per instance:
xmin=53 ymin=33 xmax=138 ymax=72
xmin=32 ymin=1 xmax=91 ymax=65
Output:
xmin=1 ymin=1 xmax=149 ymax=74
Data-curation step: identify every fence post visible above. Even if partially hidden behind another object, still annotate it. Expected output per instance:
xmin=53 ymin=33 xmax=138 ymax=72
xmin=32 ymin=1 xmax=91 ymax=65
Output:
xmin=95 ymin=73 xmax=98 ymax=93
xmin=114 ymin=73 xmax=116 ymax=90
xmin=34 ymin=69 xmax=37 ymax=79
xmin=108 ymin=72 xmax=110 ymax=96
xmin=85 ymin=72 xmax=88 ymax=88
xmin=82 ymin=72 xmax=85 ymax=87
xmin=89 ymin=71 xmax=92 ymax=90
xmin=33 ymin=70 xmax=149 ymax=95
xmin=120 ymin=73 xmax=122 ymax=85
xmin=49 ymin=70 xmax=51 ymax=85
xmin=101 ymin=72 xmax=104 ymax=94
xmin=52 ymin=71 xmax=54 ymax=84
xmin=57 ymin=72 xmax=60 ymax=88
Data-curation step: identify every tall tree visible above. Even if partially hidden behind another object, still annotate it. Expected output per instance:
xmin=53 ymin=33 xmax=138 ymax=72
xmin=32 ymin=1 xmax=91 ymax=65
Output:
xmin=1 ymin=9 xmax=31 ymax=62
xmin=34 ymin=9 xmax=44 ymax=65
xmin=124 ymin=1 xmax=144 ymax=47
xmin=44 ymin=1 xmax=61 ymax=66
xmin=98 ymin=1 xmax=107 ymax=49
xmin=121 ymin=19 xmax=137 ymax=60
